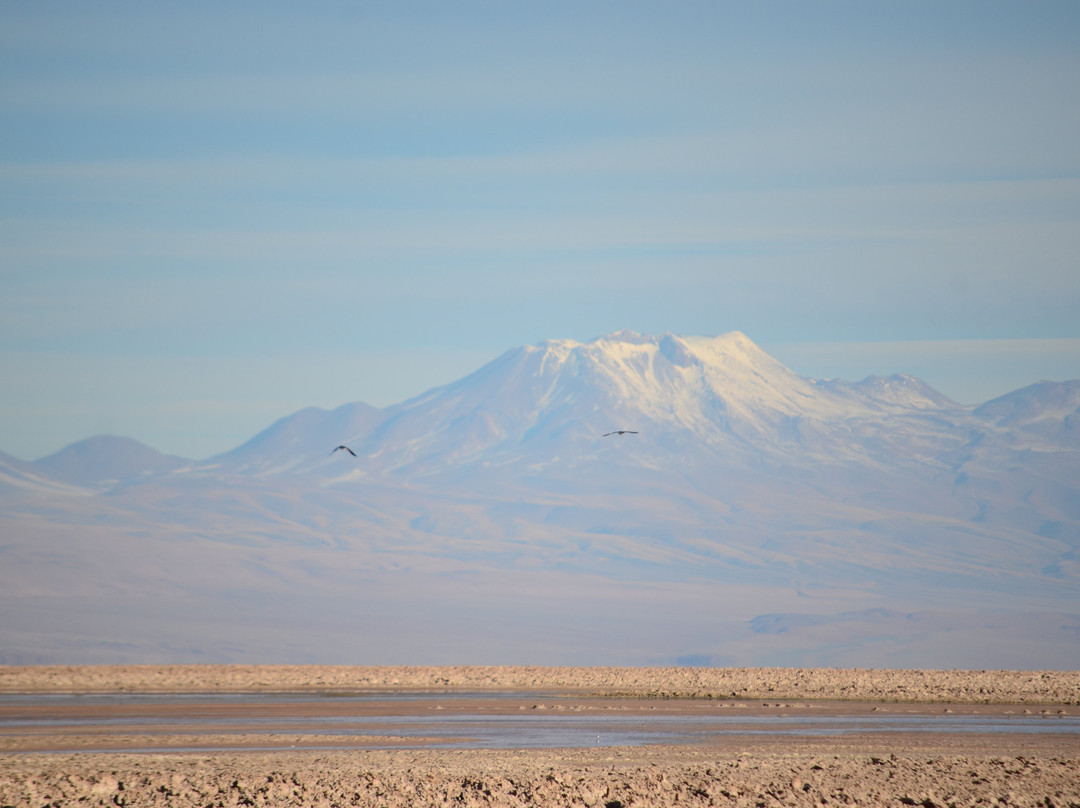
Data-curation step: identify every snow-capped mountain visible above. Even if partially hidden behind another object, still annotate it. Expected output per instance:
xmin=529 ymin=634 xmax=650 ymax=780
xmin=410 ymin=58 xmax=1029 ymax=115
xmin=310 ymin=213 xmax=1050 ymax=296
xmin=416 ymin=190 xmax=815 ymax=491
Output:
xmin=2 ymin=331 xmax=1078 ymax=669
xmin=201 ymin=330 xmax=971 ymax=481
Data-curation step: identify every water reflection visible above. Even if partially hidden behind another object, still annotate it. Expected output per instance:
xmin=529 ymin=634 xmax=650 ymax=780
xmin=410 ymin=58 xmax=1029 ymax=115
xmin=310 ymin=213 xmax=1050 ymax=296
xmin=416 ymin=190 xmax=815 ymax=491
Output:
xmin=2 ymin=693 xmax=1077 ymax=753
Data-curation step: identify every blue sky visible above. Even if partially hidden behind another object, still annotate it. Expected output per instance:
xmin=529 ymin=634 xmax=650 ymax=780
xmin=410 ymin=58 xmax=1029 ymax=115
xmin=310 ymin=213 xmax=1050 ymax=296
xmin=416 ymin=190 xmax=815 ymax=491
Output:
xmin=2 ymin=1 xmax=1079 ymax=460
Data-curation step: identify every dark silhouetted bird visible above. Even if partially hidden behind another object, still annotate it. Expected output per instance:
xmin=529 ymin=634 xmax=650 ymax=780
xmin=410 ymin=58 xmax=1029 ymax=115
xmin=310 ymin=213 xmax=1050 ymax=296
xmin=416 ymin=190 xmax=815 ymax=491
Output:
xmin=603 ymin=430 xmax=638 ymax=436
xmin=330 ymin=445 xmax=357 ymax=457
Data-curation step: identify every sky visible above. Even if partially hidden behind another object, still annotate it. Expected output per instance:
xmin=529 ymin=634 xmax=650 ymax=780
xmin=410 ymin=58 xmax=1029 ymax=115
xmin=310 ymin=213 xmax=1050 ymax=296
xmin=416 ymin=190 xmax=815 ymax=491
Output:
xmin=2 ymin=1 xmax=1079 ymax=461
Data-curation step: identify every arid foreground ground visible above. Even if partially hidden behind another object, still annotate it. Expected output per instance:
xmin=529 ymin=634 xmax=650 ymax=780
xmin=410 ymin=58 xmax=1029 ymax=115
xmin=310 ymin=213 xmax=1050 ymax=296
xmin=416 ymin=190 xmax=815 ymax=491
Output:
xmin=1 ymin=665 xmax=1078 ymax=807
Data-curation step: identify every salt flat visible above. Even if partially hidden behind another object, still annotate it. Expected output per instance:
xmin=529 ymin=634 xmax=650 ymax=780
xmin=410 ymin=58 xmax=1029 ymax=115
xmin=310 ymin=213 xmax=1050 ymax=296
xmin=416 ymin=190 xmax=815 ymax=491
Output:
xmin=1 ymin=666 xmax=1078 ymax=807
xmin=3 ymin=664 xmax=1077 ymax=704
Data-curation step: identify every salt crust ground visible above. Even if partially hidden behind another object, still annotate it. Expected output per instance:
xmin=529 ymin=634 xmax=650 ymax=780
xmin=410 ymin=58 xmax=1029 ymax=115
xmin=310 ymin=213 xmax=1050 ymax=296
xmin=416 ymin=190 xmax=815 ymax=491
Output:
xmin=4 ymin=742 xmax=1079 ymax=808
xmin=2 ymin=665 xmax=1078 ymax=703
xmin=2 ymin=666 xmax=1078 ymax=807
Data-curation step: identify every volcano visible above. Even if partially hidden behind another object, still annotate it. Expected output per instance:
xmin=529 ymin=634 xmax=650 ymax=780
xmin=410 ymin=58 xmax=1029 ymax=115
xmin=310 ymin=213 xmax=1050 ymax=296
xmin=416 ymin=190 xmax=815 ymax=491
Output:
xmin=2 ymin=331 xmax=1078 ymax=668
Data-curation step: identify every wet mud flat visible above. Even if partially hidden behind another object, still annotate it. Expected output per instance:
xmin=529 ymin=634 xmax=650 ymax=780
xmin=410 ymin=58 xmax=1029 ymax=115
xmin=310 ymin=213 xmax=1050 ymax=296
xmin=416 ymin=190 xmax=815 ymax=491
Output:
xmin=1 ymin=666 xmax=1078 ymax=806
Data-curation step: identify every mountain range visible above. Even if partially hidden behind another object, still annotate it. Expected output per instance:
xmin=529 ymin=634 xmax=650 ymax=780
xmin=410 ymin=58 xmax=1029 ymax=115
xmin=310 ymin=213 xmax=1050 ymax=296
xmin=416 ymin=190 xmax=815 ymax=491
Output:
xmin=2 ymin=330 xmax=1078 ymax=668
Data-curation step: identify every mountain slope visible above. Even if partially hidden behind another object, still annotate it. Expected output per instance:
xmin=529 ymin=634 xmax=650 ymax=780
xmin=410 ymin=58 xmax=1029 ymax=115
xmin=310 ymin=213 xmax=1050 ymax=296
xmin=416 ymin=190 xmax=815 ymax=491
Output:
xmin=0 ymin=449 xmax=87 ymax=496
xmin=2 ymin=331 xmax=1078 ymax=668
xmin=34 ymin=436 xmax=188 ymax=489
xmin=252 ymin=330 xmax=969 ymax=481
xmin=204 ymin=401 xmax=385 ymax=476
xmin=974 ymin=379 xmax=1080 ymax=448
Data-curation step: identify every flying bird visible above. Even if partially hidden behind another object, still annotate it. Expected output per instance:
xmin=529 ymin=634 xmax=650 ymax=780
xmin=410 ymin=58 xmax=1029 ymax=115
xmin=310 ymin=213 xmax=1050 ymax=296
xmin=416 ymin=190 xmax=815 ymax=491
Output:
xmin=603 ymin=430 xmax=639 ymax=436
xmin=330 ymin=445 xmax=357 ymax=457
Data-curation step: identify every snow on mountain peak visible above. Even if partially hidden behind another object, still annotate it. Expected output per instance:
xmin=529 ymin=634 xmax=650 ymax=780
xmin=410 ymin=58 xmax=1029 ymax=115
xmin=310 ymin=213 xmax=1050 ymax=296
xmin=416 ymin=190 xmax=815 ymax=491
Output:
xmin=289 ymin=330 xmax=810 ymax=475
xmin=483 ymin=330 xmax=968 ymax=463
xmin=172 ymin=330 xmax=965 ymax=479
xmin=840 ymin=374 xmax=961 ymax=411
xmin=505 ymin=330 xmax=853 ymax=446
xmin=597 ymin=328 xmax=654 ymax=345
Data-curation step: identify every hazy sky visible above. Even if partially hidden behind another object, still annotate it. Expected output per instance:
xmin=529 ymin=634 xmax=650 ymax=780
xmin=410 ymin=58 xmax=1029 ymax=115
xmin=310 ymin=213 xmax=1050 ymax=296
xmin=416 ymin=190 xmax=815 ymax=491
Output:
xmin=3 ymin=1 xmax=1079 ymax=460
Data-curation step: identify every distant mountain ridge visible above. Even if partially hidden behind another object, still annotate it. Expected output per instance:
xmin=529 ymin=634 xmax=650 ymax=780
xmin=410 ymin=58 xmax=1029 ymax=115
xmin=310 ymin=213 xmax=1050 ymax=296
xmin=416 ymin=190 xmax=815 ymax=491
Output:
xmin=974 ymin=379 xmax=1080 ymax=448
xmin=35 ymin=435 xmax=189 ymax=488
xmin=10 ymin=330 xmax=1073 ymax=481
xmin=204 ymin=401 xmax=383 ymax=476
xmin=2 ymin=331 xmax=1077 ymax=668
xmin=0 ymin=448 xmax=86 ymax=496
xmin=179 ymin=331 xmax=982 ymax=480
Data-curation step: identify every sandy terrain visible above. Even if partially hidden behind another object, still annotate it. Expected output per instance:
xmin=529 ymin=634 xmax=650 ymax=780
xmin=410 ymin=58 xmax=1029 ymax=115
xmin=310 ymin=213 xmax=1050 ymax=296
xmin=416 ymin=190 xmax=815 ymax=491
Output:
xmin=1 ymin=666 xmax=1078 ymax=807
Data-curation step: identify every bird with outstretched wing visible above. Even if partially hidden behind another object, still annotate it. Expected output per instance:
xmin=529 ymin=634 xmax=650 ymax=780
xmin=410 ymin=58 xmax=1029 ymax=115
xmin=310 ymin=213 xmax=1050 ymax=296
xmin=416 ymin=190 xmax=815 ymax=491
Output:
xmin=330 ymin=445 xmax=357 ymax=456
xmin=603 ymin=430 xmax=638 ymax=437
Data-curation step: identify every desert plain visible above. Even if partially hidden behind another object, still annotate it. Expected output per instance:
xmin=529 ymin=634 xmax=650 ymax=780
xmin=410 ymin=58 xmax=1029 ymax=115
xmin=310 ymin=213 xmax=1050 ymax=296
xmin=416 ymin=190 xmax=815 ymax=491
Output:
xmin=1 ymin=665 xmax=1078 ymax=807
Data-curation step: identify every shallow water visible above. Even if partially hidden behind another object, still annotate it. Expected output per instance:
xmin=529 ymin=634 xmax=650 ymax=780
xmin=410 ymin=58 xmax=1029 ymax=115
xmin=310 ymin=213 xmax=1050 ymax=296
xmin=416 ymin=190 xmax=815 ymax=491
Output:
xmin=3 ymin=692 xmax=1077 ymax=753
